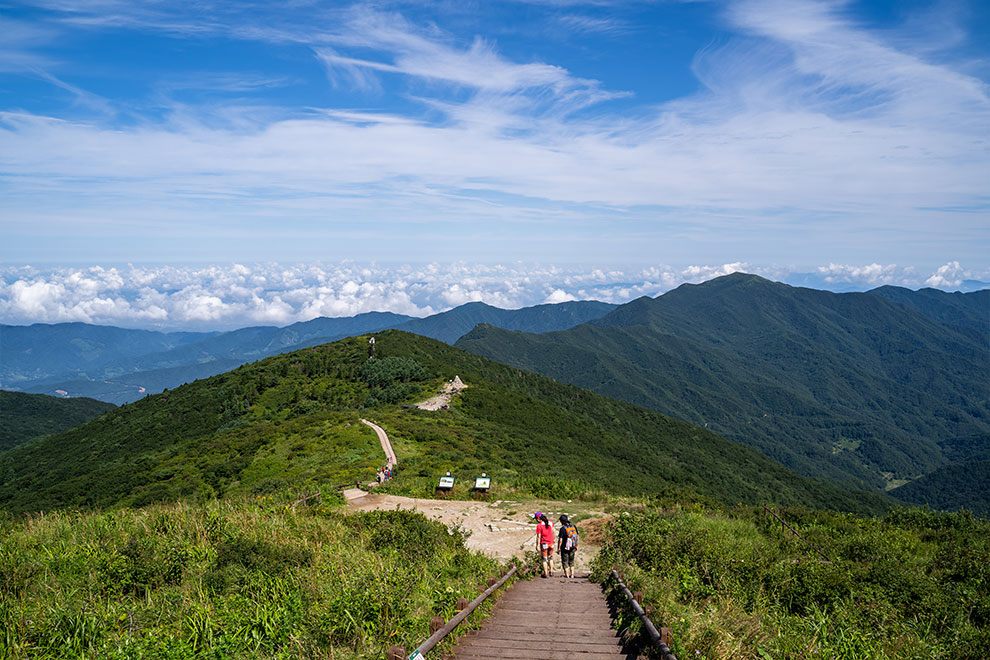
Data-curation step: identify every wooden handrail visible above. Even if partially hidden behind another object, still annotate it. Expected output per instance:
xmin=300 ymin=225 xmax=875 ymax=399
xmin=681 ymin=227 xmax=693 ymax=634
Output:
xmin=609 ymin=569 xmax=678 ymax=660
xmin=290 ymin=491 xmax=322 ymax=508
xmin=396 ymin=565 xmax=517 ymax=659
xmin=763 ymin=504 xmax=831 ymax=562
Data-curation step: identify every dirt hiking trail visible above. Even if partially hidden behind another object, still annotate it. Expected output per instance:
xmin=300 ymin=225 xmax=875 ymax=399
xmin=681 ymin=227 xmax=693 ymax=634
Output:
xmin=343 ymin=489 xmax=605 ymax=574
xmin=349 ymin=399 xmax=606 ymax=573
xmin=416 ymin=375 xmax=467 ymax=410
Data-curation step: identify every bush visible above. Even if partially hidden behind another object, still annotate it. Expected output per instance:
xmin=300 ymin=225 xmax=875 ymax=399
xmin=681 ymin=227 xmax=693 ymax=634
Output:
xmin=593 ymin=506 xmax=990 ymax=660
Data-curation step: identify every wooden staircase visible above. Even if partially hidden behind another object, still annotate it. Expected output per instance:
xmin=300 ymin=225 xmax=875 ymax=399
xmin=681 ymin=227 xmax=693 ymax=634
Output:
xmin=451 ymin=575 xmax=635 ymax=659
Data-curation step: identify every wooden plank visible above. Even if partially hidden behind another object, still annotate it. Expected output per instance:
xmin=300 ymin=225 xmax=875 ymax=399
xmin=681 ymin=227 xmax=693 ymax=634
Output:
xmin=457 ymin=637 xmax=623 ymax=651
xmin=444 ymin=576 xmax=635 ymax=660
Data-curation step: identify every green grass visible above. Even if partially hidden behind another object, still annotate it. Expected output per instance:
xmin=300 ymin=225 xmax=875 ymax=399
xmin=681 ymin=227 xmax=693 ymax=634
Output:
xmin=593 ymin=506 xmax=990 ymax=659
xmin=0 ymin=497 xmax=508 ymax=659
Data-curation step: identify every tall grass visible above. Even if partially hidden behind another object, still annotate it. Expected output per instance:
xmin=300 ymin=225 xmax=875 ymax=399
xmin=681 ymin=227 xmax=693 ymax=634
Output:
xmin=0 ymin=495 xmax=506 ymax=659
xmin=593 ymin=506 xmax=989 ymax=660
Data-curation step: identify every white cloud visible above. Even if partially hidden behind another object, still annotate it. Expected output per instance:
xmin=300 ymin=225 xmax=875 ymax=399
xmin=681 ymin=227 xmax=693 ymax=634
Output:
xmin=817 ymin=263 xmax=902 ymax=285
xmin=3 ymin=261 xmax=983 ymax=331
xmin=682 ymin=262 xmax=750 ymax=282
xmin=924 ymin=261 xmax=967 ymax=288
xmin=545 ymin=288 xmax=577 ymax=303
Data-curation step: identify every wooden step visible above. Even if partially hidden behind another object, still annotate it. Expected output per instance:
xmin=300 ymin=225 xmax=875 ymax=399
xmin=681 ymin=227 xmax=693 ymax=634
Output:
xmin=451 ymin=577 xmax=632 ymax=660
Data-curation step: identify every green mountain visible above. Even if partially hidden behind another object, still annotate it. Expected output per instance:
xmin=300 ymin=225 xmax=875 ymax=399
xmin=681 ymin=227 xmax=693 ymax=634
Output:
xmin=112 ymin=312 xmax=416 ymax=372
xmin=0 ymin=390 xmax=116 ymax=451
xmin=867 ymin=285 xmax=988 ymax=332
xmin=455 ymin=274 xmax=989 ymax=494
xmin=888 ymin=459 xmax=990 ymax=515
xmin=0 ymin=322 xmax=212 ymax=388
xmin=393 ymin=300 xmax=616 ymax=344
xmin=0 ymin=331 xmax=887 ymax=515
xmin=7 ymin=302 xmax=614 ymax=404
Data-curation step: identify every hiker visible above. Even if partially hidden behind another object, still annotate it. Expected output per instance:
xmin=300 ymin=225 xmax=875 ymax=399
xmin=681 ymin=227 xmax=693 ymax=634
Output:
xmin=558 ymin=514 xmax=579 ymax=578
xmin=535 ymin=512 xmax=555 ymax=578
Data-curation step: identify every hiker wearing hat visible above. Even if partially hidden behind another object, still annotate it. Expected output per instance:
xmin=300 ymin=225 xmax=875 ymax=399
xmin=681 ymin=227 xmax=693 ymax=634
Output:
xmin=534 ymin=512 xmax=555 ymax=578
xmin=558 ymin=514 xmax=578 ymax=578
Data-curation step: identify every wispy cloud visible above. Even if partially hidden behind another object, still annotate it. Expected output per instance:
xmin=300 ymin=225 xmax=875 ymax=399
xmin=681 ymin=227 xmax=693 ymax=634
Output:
xmin=555 ymin=14 xmax=634 ymax=36
xmin=0 ymin=1 xmax=987 ymax=266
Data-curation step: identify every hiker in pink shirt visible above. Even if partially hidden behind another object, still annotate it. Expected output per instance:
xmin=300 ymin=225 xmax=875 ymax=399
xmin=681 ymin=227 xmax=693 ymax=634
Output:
xmin=535 ymin=512 xmax=555 ymax=578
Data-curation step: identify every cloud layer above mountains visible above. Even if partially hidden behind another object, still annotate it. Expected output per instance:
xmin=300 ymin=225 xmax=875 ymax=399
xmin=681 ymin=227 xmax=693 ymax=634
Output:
xmin=1 ymin=261 xmax=984 ymax=331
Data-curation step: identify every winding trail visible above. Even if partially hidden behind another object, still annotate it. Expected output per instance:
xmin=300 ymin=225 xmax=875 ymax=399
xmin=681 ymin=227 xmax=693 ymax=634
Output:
xmin=350 ymin=417 xmax=604 ymax=572
xmin=360 ymin=418 xmax=397 ymax=467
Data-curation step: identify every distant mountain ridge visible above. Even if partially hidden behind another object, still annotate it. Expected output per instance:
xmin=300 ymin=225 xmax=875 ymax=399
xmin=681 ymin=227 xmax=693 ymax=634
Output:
xmin=455 ymin=273 xmax=989 ymax=500
xmin=393 ymin=300 xmax=616 ymax=344
xmin=867 ymin=285 xmax=989 ymax=332
xmin=1 ymin=300 xmax=615 ymax=404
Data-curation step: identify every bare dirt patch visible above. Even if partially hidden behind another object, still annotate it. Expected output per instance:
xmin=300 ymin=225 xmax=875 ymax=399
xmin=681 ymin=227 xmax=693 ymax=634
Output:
xmin=575 ymin=515 xmax=612 ymax=545
xmin=416 ymin=376 xmax=467 ymax=411
xmin=344 ymin=491 xmax=604 ymax=573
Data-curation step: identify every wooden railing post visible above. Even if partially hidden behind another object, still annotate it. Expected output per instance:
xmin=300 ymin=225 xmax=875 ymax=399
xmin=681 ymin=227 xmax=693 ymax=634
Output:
xmin=610 ymin=569 xmax=678 ymax=660
xmin=455 ymin=597 xmax=469 ymax=611
xmin=386 ymin=646 xmax=405 ymax=660
xmin=407 ymin=565 xmax=518 ymax=659
xmin=430 ymin=617 xmax=444 ymax=635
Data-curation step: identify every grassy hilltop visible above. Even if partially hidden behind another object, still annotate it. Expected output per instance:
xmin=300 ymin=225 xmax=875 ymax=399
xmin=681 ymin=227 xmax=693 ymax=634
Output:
xmin=0 ymin=330 xmax=885 ymax=514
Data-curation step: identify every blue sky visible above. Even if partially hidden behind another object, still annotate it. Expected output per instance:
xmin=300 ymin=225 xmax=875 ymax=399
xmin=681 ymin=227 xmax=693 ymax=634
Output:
xmin=1 ymin=1 xmax=989 ymax=327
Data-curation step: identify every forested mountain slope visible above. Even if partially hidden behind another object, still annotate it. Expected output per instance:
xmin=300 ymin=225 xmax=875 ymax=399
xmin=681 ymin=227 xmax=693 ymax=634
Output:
xmin=867 ymin=285 xmax=988 ymax=332
xmin=393 ymin=300 xmax=616 ymax=344
xmin=0 ymin=322 xmax=211 ymax=388
xmin=0 ymin=331 xmax=887 ymax=515
xmin=456 ymin=274 xmax=989 ymax=491
xmin=6 ymin=302 xmax=614 ymax=404
xmin=0 ymin=390 xmax=116 ymax=451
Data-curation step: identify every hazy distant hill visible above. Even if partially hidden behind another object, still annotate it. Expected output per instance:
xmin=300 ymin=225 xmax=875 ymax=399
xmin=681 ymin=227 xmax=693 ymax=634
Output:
xmin=0 ymin=390 xmax=115 ymax=451
xmin=0 ymin=331 xmax=887 ymax=515
xmin=456 ymin=274 xmax=989 ymax=493
xmin=5 ymin=302 xmax=615 ymax=404
xmin=0 ymin=322 xmax=212 ymax=388
xmin=100 ymin=312 xmax=416 ymax=375
xmin=393 ymin=300 xmax=616 ymax=344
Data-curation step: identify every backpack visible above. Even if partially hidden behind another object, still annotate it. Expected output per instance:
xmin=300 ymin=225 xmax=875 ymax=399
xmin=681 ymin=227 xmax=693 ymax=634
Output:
xmin=563 ymin=523 xmax=578 ymax=550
